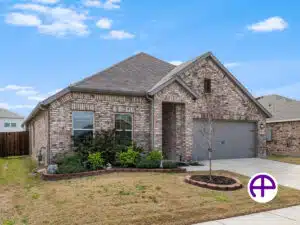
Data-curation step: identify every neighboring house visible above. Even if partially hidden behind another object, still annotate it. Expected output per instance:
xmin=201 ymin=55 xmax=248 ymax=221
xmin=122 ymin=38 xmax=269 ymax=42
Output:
xmin=0 ymin=108 xmax=24 ymax=132
xmin=257 ymin=94 xmax=300 ymax=156
xmin=23 ymin=52 xmax=271 ymax=165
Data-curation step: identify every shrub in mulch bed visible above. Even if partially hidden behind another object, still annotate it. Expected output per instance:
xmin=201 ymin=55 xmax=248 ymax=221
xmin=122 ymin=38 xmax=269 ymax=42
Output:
xmin=41 ymin=167 xmax=186 ymax=181
xmin=185 ymin=174 xmax=243 ymax=191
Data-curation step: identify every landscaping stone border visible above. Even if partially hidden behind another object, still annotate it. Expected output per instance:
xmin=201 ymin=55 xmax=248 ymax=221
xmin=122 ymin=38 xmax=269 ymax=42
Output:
xmin=41 ymin=168 xmax=186 ymax=181
xmin=184 ymin=175 xmax=243 ymax=191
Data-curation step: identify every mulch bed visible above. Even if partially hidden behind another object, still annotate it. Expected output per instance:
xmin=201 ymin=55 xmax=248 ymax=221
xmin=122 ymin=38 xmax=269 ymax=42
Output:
xmin=41 ymin=167 xmax=186 ymax=181
xmin=191 ymin=175 xmax=236 ymax=185
xmin=185 ymin=174 xmax=243 ymax=191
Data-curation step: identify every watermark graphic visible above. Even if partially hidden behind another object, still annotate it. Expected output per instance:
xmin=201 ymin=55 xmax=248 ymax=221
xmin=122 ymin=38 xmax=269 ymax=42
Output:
xmin=248 ymin=173 xmax=278 ymax=203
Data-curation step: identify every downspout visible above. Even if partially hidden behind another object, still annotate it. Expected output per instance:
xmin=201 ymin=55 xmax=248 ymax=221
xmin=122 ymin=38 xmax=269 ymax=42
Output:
xmin=146 ymin=94 xmax=154 ymax=150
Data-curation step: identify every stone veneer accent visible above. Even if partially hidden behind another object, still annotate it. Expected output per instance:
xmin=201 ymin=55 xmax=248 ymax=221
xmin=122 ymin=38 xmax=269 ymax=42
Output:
xmin=48 ymin=93 xmax=151 ymax=162
xmin=266 ymin=121 xmax=300 ymax=156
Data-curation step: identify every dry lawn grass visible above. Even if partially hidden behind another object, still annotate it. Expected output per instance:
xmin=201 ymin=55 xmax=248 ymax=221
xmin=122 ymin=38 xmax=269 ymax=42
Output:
xmin=268 ymin=155 xmax=300 ymax=165
xmin=1 ymin=157 xmax=300 ymax=225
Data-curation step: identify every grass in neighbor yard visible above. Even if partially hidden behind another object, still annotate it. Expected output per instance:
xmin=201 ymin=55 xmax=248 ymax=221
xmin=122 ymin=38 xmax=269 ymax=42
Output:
xmin=268 ymin=155 xmax=300 ymax=165
xmin=1 ymin=157 xmax=300 ymax=225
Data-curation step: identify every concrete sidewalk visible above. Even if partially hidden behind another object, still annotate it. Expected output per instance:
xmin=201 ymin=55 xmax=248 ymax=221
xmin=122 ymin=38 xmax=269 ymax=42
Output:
xmin=194 ymin=205 xmax=300 ymax=225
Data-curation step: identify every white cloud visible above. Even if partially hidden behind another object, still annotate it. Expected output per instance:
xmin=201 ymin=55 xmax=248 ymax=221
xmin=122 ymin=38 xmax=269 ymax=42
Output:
xmin=0 ymin=103 xmax=35 ymax=109
xmin=27 ymin=95 xmax=46 ymax=101
xmin=5 ymin=13 xmax=41 ymax=26
xmin=13 ymin=3 xmax=49 ymax=13
xmin=103 ymin=0 xmax=121 ymax=9
xmin=224 ymin=62 xmax=240 ymax=68
xmin=83 ymin=0 xmax=121 ymax=9
xmin=28 ymin=88 xmax=62 ymax=101
xmin=102 ymin=30 xmax=135 ymax=40
xmin=32 ymin=0 xmax=59 ymax=4
xmin=16 ymin=90 xmax=39 ymax=96
xmin=169 ymin=60 xmax=183 ymax=66
xmin=0 ymin=85 xmax=34 ymax=91
xmin=247 ymin=16 xmax=288 ymax=32
xmin=39 ymin=22 xmax=88 ymax=37
xmin=96 ymin=18 xmax=112 ymax=29
xmin=7 ymin=4 xmax=89 ymax=37
xmin=0 ymin=103 xmax=9 ymax=109
xmin=83 ymin=0 xmax=101 ymax=7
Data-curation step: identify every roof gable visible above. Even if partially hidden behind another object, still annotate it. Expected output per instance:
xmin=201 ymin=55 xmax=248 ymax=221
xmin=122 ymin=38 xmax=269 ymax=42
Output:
xmin=147 ymin=75 xmax=198 ymax=99
xmin=149 ymin=51 xmax=271 ymax=118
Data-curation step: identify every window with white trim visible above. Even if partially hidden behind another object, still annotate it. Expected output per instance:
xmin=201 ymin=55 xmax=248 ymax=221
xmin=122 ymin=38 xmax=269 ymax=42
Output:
xmin=72 ymin=111 xmax=94 ymax=140
xmin=115 ymin=113 xmax=132 ymax=145
xmin=4 ymin=122 xmax=10 ymax=127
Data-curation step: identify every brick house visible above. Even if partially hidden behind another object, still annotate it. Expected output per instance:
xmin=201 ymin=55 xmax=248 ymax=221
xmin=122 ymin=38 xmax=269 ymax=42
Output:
xmin=24 ymin=52 xmax=271 ymax=165
xmin=258 ymin=95 xmax=300 ymax=156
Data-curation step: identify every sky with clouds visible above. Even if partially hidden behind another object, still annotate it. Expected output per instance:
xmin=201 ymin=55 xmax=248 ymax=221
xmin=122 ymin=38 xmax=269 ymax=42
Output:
xmin=0 ymin=0 xmax=299 ymax=117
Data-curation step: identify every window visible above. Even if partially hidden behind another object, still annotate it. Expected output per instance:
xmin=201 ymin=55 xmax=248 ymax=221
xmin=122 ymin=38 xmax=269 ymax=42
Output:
xmin=11 ymin=123 xmax=16 ymax=127
xmin=4 ymin=122 xmax=10 ymax=127
xmin=204 ymin=78 xmax=211 ymax=93
xmin=266 ymin=127 xmax=272 ymax=142
xmin=72 ymin=111 xmax=94 ymax=140
xmin=115 ymin=114 xmax=132 ymax=145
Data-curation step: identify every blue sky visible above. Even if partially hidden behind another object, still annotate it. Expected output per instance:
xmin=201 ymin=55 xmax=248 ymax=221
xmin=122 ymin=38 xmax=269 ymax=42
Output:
xmin=0 ymin=0 xmax=299 ymax=117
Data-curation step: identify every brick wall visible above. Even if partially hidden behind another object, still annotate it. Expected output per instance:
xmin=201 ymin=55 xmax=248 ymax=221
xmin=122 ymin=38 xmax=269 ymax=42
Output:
xmin=266 ymin=121 xmax=300 ymax=156
xmin=153 ymin=81 xmax=194 ymax=160
xmin=28 ymin=110 xmax=48 ymax=164
xmin=178 ymin=57 xmax=267 ymax=157
xmin=48 ymin=93 xmax=151 ymax=161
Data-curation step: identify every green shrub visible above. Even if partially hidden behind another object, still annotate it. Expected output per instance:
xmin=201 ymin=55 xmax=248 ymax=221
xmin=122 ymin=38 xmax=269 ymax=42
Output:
xmin=136 ymin=159 xmax=160 ymax=168
xmin=87 ymin=152 xmax=105 ymax=170
xmin=175 ymin=161 xmax=189 ymax=167
xmin=118 ymin=149 xmax=139 ymax=167
xmin=162 ymin=160 xmax=178 ymax=169
xmin=188 ymin=161 xmax=204 ymax=166
xmin=56 ymin=154 xmax=86 ymax=174
xmin=72 ymin=129 xmax=121 ymax=165
xmin=146 ymin=150 xmax=163 ymax=161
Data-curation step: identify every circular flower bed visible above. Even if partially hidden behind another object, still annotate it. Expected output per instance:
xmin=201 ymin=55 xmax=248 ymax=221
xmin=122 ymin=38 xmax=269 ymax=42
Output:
xmin=185 ymin=174 xmax=243 ymax=191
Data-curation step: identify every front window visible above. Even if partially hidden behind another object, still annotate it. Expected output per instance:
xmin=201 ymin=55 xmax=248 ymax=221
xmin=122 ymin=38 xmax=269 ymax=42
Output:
xmin=4 ymin=122 xmax=10 ymax=127
xmin=72 ymin=111 xmax=94 ymax=140
xmin=11 ymin=123 xmax=16 ymax=127
xmin=115 ymin=114 xmax=132 ymax=145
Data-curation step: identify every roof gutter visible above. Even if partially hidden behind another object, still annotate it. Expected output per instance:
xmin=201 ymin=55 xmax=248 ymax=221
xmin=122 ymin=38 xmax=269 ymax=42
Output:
xmin=267 ymin=118 xmax=300 ymax=123
xmin=22 ymin=103 xmax=47 ymax=127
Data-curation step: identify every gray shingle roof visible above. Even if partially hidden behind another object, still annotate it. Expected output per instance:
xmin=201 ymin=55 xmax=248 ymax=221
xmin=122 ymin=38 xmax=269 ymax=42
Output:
xmin=257 ymin=94 xmax=300 ymax=122
xmin=0 ymin=108 xmax=24 ymax=119
xmin=71 ymin=52 xmax=175 ymax=96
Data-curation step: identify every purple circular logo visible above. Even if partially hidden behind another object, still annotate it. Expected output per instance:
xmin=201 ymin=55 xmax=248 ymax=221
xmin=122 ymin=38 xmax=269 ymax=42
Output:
xmin=248 ymin=173 xmax=278 ymax=203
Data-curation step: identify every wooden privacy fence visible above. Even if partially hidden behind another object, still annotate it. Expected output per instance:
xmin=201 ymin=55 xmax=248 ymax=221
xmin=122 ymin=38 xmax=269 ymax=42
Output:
xmin=0 ymin=131 xmax=29 ymax=157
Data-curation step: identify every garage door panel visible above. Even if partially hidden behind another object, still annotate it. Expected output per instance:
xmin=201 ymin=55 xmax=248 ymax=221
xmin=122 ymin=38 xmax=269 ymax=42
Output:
xmin=193 ymin=120 xmax=256 ymax=161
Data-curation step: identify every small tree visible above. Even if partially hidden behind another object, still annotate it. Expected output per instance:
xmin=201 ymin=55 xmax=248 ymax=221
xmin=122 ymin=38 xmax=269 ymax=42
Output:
xmin=198 ymin=92 xmax=215 ymax=180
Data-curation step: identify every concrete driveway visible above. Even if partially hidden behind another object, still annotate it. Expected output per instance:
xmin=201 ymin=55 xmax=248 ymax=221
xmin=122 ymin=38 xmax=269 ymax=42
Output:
xmin=186 ymin=158 xmax=300 ymax=190
xmin=187 ymin=158 xmax=300 ymax=225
